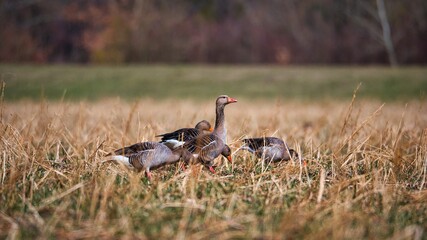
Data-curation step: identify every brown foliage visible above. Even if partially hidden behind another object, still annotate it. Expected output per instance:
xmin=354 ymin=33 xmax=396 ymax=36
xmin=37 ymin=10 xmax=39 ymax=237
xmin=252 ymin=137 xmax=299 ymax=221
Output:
xmin=0 ymin=98 xmax=426 ymax=238
xmin=0 ymin=0 xmax=426 ymax=64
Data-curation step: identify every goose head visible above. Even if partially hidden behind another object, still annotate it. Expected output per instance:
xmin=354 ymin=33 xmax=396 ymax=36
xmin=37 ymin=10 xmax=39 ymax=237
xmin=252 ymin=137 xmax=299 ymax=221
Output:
xmin=195 ymin=120 xmax=213 ymax=132
xmin=216 ymin=95 xmax=237 ymax=106
xmin=222 ymin=145 xmax=232 ymax=163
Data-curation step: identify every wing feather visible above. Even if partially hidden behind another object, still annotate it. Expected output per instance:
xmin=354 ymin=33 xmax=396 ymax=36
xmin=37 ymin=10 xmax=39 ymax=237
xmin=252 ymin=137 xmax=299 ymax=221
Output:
xmin=184 ymin=134 xmax=217 ymax=153
xmin=242 ymin=137 xmax=284 ymax=151
xmin=157 ymin=128 xmax=201 ymax=142
xmin=114 ymin=142 xmax=159 ymax=156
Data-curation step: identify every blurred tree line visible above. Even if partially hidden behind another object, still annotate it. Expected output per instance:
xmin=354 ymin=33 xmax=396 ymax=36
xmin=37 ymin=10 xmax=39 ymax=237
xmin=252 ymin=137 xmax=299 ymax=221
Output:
xmin=1 ymin=0 xmax=426 ymax=65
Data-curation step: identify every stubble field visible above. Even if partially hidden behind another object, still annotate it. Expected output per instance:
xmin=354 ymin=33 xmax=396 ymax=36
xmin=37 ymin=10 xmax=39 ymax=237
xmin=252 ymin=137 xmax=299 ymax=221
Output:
xmin=1 ymin=96 xmax=426 ymax=239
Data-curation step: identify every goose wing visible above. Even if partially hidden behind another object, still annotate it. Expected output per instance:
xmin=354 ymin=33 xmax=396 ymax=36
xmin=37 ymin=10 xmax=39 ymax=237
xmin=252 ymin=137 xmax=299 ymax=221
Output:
xmin=183 ymin=133 xmax=217 ymax=153
xmin=184 ymin=133 xmax=224 ymax=164
xmin=242 ymin=137 xmax=284 ymax=151
xmin=157 ymin=128 xmax=201 ymax=142
xmin=113 ymin=142 xmax=160 ymax=156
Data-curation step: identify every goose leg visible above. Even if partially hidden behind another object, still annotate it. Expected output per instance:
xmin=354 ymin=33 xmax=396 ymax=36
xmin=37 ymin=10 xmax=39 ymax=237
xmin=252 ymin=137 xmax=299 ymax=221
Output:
xmin=145 ymin=168 xmax=152 ymax=180
xmin=180 ymin=162 xmax=186 ymax=171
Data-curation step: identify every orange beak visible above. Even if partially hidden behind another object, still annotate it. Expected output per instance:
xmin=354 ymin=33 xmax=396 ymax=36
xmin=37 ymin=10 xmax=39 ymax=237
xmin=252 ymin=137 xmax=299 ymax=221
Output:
xmin=227 ymin=97 xmax=237 ymax=103
xmin=209 ymin=127 xmax=214 ymax=132
xmin=227 ymin=155 xmax=232 ymax=163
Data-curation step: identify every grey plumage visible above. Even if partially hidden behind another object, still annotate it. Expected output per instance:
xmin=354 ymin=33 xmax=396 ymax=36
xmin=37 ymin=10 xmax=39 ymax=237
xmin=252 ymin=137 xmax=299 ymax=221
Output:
xmin=110 ymin=142 xmax=193 ymax=179
xmin=242 ymin=137 xmax=298 ymax=162
xmin=155 ymin=119 xmax=232 ymax=164
xmin=183 ymin=95 xmax=237 ymax=173
xmin=156 ymin=120 xmax=212 ymax=148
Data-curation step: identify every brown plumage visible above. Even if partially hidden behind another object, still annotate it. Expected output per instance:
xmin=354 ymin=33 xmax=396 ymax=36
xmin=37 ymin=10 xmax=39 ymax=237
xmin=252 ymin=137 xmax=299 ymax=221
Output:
xmin=110 ymin=142 xmax=193 ymax=179
xmin=156 ymin=120 xmax=212 ymax=148
xmin=222 ymin=145 xmax=232 ymax=164
xmin=242 ymin=137 xmax=298 ymax=162
xmin=183 ymin=95 xmax=237 ymax=173
xmin=156 ymin=119 xmax=233 ymax=166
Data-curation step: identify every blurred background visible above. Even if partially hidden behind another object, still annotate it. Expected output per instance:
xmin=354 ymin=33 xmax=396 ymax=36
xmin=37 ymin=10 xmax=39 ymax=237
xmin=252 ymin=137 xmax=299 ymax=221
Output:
xmin=1 ymin=0 xmax=426 ymax=65
xmin=1 ymin=0 xmax=427 ymax=101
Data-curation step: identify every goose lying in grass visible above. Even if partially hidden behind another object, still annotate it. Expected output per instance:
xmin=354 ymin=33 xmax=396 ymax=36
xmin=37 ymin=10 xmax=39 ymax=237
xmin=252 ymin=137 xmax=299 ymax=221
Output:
xmin=242 ymin=137 xmax=298 ymax=162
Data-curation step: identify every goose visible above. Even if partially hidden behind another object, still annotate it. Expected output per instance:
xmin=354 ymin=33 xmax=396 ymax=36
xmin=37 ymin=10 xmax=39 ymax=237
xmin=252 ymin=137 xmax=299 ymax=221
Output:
xmin=242 ymin=137 xmax=298 ymax=162
xmin=222 ymin=145 xmax=232 ymax=164
xmin=156 ymin=119 xmax=233 ymax=164
xmin=108 ymin=142 xmax=193 ymax=180
xmin=183 ymin=95 xmax=237 ymax=173
xmin=156 ymin=120 xmax=212 ymax=149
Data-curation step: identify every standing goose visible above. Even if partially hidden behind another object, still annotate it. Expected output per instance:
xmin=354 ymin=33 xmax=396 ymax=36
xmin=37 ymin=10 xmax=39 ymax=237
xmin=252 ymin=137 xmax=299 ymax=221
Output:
xmin=156 ymin=120 xmax=213 ymax=149
xmin=109 ymin=142 xmax=193 ymax=180
xmin=242 ymin=137 xmax=298 ymax=162
xmin=156 ymin=120 xmax=233 ymax=164
xmin=183 ymin=95 xmax=237 ymax=173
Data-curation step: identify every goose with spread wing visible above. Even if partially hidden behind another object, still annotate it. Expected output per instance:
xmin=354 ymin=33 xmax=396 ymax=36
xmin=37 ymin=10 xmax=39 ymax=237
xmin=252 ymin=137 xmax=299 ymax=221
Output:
xmin=156 ymin=119 xmax=233 ymax=165
xmin=156 ymin=120 xmax=213 ymax=148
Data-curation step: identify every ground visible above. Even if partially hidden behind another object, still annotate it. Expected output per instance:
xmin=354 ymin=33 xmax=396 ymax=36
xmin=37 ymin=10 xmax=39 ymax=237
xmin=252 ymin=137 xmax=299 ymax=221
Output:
xmin=0 ymin=65 xmax=426 ymax=239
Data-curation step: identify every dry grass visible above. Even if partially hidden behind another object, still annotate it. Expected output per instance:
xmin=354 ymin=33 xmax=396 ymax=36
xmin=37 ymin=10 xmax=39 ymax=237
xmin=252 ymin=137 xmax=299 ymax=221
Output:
xmin=1 ymin=97 xmax=426 ymax=239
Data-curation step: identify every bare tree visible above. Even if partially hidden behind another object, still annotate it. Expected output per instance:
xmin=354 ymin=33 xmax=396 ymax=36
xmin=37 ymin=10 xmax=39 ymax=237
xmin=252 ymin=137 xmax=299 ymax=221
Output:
xmin=347 ymin=0 xmax=398 ymax=66
xmin=376 ymin=0 xmax=398 ymax=66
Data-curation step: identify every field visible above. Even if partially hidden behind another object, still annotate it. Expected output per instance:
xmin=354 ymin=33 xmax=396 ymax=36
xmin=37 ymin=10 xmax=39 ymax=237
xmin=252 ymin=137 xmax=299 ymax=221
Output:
xmin=1 ymin=65 xmax=427 ymax=101
xmin=0 ymin=65 xmax=427 ymax=239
